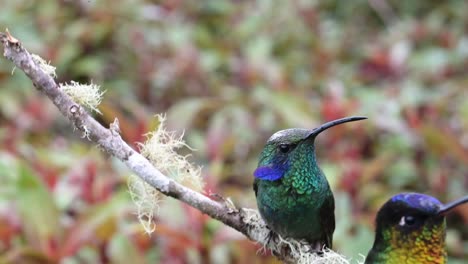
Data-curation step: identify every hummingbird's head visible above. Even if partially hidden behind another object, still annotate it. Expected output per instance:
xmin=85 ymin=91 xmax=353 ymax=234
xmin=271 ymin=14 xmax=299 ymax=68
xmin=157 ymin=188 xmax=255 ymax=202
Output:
xmin=369 ymin=193 xmax=468 ymax=262
xmin=253 ymin=116 xmax=366 ymax=181
xmin=375 ymin=193 xmax=445 ymax=234
xmin=375 ymin=193 xmax=468 ymax=234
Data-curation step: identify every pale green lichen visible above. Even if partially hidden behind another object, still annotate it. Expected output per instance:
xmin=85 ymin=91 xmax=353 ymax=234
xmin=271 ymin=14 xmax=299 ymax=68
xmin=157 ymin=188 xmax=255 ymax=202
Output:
xmin=242 ymin=209 xmax=364 ymax=264
xmin=129 ymin=114 xmax=204 ymax=234
xmin=281 ymin=238 xmax=352 ymax=264
xmin=127 ymin=174 xmax=161 ymax=235
xmin=139 ymin=114 xmax=204 ymax=191
xmin=60 ymin=81 xmax=105 ymax=113
xmin=31 ymin=54 xmax=57 ymax=78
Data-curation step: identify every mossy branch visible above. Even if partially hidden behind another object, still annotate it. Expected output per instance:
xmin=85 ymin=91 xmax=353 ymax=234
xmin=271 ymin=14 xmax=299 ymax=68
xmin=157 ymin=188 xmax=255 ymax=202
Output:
xmin=0 ymin=30 xmax=354 ymax=264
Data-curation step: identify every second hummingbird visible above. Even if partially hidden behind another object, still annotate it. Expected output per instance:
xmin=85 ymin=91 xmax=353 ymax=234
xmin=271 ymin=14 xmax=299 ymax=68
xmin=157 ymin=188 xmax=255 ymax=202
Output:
xmin=253 ymin=116 xmax=366 ymax=250
xmin=365 ymin=193 xmax=468 ymax=264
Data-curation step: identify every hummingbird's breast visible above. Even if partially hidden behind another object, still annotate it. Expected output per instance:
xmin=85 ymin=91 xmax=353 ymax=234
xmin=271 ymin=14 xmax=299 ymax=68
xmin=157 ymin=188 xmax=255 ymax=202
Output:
xmin=366 ymin=223 xmax=447 ymax=264
xmin=255 ymin=171 xmax=333 ymax=241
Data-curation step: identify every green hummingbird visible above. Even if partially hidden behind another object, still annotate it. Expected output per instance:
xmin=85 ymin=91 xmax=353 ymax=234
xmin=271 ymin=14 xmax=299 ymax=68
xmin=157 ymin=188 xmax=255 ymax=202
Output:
xmin=365 ymin=193 xmax=468 ymax=264
xmin=253 ymin=116 xmax=367 ymax=250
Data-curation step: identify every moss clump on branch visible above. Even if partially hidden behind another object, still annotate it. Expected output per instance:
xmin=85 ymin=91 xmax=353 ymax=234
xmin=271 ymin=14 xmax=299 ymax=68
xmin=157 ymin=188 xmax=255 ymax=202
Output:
xmin=242 ymin=209 xmax=362 ymax=264
xmin=128 ymin=114 xmax=205 ymax=234
xmin=60 ymin=81 xmax=105 ymax=114
xmin=139 ymin=114 xmax=204 ymax=192
xmin=127 ymin=174 xmax=161 ymax=234
xmin=31 ymin=54 xmax=56 ymax=78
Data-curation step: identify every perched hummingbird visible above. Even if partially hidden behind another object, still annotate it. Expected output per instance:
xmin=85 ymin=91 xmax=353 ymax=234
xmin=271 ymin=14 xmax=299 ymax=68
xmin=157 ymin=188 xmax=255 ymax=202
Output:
xmin=365 ymin=193 xmax=468 ymax=264
xmin=253 ymin=116 xmax=366 ymax=250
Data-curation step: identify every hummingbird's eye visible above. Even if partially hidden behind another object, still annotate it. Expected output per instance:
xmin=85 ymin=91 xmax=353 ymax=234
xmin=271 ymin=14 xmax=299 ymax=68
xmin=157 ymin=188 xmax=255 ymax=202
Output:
xmin=278 ymin=144 xmax=291 ymax=153
xmin=399 ymin=215 xmax=417 ymax=227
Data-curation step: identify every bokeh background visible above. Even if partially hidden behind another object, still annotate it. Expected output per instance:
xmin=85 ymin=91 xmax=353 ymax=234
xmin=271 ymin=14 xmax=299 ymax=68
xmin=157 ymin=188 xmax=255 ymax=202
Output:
xmin=0 ymin=1 xmax=467 ymax=263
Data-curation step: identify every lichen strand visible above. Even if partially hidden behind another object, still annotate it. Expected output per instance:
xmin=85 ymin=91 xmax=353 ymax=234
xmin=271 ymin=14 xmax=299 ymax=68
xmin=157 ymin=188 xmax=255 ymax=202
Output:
xmin=377 ymin=221 xmax=447 ymax=264
xmin=31 ymin=54 xmax=56 ymax=78
xmin=242 ymin=209 xmax=355 ymax=264
xmin=139 ymin=114 xmax=204 ymax=192
xmin=60 ymin=81 xmax=105 ymax=113
xmin=128 ymin=175 xmax=161 ymax=234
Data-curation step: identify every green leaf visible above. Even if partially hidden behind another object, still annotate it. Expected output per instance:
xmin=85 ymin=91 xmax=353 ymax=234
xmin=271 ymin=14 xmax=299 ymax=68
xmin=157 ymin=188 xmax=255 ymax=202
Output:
xmin=108 ymin=234 xmax=147 ymax=264
xmin=16 ymin=164 xmax=62 ymax=253
xmin=167 ymin=97 xmax=220 ymax=131
xmin=61 ymin=191 xmax=129 ymax=257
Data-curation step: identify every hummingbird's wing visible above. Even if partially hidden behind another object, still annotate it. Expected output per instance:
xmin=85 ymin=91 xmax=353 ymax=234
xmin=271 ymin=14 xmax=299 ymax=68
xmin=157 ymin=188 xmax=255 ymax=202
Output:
xmin=253 ymin=178 xmax=259 ymax=197
xmin=319 ymin=194 xmax=335 ymax=248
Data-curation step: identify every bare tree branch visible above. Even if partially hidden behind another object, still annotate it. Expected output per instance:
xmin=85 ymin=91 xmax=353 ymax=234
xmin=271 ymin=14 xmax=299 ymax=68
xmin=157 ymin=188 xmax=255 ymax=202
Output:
xmin=0 ymin=30 xmax=339 ymax=263
xmin=0 ymin=29 xmax=252 ymax=236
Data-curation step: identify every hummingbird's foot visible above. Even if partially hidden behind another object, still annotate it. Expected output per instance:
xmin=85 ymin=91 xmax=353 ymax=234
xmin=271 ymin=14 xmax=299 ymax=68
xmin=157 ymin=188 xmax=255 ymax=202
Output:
xmin=255 ymin=229 xmax=275 ymax=255
xmin=265 ymin=229 xmax=275 ymax=245
xmin=305 ymin=241 xmax=326 ymax=256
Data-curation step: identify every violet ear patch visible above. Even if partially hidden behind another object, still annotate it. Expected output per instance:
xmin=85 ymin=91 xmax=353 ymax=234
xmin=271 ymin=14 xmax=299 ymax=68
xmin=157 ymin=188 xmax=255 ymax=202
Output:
xmin=254 ymin=166 xmax=284 ymax=181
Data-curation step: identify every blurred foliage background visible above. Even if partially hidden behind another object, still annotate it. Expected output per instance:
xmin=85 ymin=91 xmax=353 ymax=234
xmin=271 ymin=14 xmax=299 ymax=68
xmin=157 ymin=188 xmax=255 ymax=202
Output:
xmin=0 ymin=0 xmax=467 ymax=263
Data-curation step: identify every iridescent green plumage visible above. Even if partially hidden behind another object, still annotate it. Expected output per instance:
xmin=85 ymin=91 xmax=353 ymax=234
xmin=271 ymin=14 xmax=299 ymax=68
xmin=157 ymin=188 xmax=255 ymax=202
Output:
xmin=365 ymin=193 xmax=468 ymax=264
xmin=253 ymin=117 xmax=366 ymax=250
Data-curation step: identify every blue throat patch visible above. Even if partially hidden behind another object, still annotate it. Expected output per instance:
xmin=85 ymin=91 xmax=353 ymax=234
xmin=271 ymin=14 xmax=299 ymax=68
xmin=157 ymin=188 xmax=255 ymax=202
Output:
xmin=254 ymin=166 xmax=285 ymax=181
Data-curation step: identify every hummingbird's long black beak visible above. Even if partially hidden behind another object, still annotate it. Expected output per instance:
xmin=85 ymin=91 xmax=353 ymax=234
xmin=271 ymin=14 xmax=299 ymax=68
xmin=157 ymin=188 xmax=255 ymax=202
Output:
xmin=438 ymin=195 xmax=468 ymax=215
xmin=306 ymin=116 xmax=367 ymax=139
